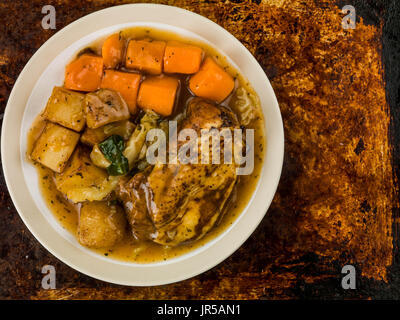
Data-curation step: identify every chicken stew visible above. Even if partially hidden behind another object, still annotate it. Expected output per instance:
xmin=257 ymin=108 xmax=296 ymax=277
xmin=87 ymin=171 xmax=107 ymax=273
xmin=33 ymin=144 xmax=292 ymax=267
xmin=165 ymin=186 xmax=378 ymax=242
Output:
xmin=27 ymin=27 xmax=265 ymax=263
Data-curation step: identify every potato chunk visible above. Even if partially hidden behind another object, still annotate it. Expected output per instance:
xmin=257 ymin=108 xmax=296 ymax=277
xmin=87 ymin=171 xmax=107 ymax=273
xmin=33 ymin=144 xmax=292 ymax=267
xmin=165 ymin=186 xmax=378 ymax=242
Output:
xmin=55 ymin=148 xmax=119 ymax=203
xmin=84 ymin=89 xmax=130 ymax=129
xmin=78 ymin=201 xmax=126 ymax=248
xmin=31 ymin=122 xmax=80 ymax=173
xmin=44 ymin=87 xmax=86 ymax=132
xmin=80 ymin=120 xmax=135 ymax=147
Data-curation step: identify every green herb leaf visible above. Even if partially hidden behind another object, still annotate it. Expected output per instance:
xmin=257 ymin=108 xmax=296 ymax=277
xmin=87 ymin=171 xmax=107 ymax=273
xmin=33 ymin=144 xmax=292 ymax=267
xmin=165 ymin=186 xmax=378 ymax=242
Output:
xmin=98 ymin=135 xmax=129 ymax=176
xmin=107 ymin=157 xmax=129 ymax=176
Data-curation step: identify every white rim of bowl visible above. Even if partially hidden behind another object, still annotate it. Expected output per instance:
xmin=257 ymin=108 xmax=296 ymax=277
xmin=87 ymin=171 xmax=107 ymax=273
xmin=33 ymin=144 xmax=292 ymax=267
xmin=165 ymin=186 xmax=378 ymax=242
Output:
xmin=1 ymin=3 xmax=284 ymax=286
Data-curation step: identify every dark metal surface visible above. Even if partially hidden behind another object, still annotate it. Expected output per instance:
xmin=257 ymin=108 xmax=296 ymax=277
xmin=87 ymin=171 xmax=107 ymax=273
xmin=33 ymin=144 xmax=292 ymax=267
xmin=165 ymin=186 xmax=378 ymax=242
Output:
xmin=0 ymin=0 xmax=399 ymax=299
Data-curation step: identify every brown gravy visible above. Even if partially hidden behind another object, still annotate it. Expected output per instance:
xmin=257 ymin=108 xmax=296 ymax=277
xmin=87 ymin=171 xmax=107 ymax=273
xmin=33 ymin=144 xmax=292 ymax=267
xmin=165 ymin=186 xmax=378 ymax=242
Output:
xmin=27 ymin=27 xmax=265 ymax=263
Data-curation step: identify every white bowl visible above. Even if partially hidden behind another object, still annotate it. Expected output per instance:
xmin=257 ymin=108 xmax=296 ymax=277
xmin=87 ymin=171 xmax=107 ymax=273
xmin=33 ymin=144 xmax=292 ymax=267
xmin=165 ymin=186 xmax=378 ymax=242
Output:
xmin=1 ymin=4 xmax=284 ymax=286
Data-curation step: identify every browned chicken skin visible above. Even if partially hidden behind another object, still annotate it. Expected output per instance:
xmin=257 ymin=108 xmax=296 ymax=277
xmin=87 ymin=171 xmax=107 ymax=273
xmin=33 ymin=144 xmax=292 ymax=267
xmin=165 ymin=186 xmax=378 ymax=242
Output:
xmin=117 ymin=98 xmax=240 ymax=246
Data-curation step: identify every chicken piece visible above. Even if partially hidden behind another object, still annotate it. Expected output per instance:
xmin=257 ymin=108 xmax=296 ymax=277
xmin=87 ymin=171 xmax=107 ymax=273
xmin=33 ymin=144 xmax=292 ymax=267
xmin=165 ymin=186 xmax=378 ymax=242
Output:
xmin=84 ymin=89 xmax=130 ymax=129
xmin=117 ymin=98 xmax=240 ymax=246
xmin=117 ymin=169 xmax=155 ymax=240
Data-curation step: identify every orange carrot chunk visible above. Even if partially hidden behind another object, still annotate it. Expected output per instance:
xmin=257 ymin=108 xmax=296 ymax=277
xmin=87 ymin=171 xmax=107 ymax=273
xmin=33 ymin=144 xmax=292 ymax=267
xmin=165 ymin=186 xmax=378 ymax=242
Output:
xmin=189 ymin=57 xmax=235 ymax=103
xmin=137 ymin=75 xmax=179 ymax=116
xmin=65 ymin=54 xmax=103 ymax=92
xmin=102 ymin=33 xmax=125 ymax=69
xmin=163 ymin=41 xmax=203 ymax=74
xmin=125 ymin=39 xmax=166 ymax=75
xmin=100 ymin=70 xmax=141 ymax=114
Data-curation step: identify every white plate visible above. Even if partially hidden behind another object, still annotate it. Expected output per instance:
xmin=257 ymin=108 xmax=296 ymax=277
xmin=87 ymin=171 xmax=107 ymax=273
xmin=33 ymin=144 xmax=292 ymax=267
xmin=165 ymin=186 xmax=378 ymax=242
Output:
xmin=1 ymin=4 xmax=284 ymax=286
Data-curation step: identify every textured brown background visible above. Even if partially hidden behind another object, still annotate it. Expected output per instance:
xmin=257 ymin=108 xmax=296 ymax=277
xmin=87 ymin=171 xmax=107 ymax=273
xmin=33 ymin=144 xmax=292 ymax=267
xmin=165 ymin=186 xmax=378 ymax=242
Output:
xmin=0 ymin=0 xmax=399 ymax=299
